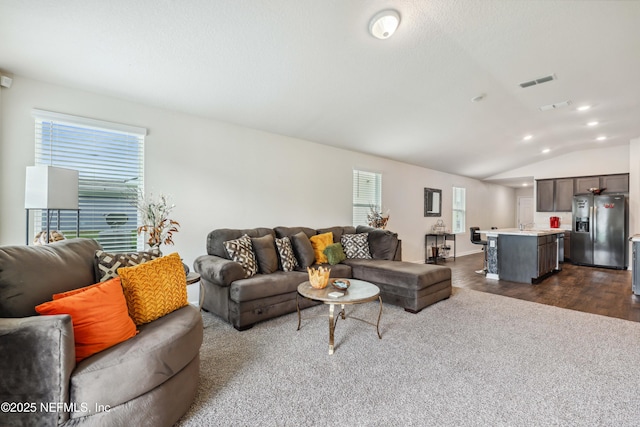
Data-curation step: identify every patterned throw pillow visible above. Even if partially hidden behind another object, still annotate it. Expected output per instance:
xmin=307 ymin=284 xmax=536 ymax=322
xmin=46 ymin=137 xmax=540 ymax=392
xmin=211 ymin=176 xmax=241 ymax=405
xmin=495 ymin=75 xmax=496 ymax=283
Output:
xmin=95 ymin=248 xmax=162 ymax=282
xmin=310 ymin=232 xmax=334 ymax=264
xmin=223 ymin=234 xmax=258 ymax=278
xmin=117 ymin=253 xmax=188 ymax=325
xmin=275 ymin=237 xmax=299 ymax=272
xmin=341 ymin=233 xmax=372 ymax=259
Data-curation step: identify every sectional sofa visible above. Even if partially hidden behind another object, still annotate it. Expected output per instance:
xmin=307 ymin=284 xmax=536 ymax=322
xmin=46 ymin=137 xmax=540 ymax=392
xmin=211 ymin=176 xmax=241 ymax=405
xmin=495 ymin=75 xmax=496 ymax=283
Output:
xmin=195 ymin=225 xmax=452 ymax=330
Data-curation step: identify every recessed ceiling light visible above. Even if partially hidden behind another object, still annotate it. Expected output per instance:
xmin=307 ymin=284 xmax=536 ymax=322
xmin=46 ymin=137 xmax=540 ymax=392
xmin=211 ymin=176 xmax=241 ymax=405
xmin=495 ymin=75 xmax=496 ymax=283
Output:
xmin=523 ymin=135 xmax=533 ymax=141
xmin=596 ymin=136 xmax=607 ymax=141
xmin=522 ymin=183 xmax=528 ymax=187
xmin=587 ymin=121 xmax=599 ymax=126
xmin=369 ymin=10 xmax=400 ymax=39
xmin=577 ymin=105 xmax=591 ymax=111
xmin=542 ymin=148 xmax=551 ymax=154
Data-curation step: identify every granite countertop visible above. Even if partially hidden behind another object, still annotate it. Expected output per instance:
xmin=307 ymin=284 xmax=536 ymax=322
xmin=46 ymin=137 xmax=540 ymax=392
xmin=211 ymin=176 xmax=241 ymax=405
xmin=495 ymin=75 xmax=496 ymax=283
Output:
xmin=482 ymin=228 xmax=566 ymax=237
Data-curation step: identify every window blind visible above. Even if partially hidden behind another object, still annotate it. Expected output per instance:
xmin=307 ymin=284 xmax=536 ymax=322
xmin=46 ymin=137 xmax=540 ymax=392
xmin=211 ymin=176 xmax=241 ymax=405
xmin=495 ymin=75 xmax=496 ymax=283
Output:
xmin=352 ymin=170 xmax=382 ymax=227
xmin=452 ymin=186 xmax=466 ymax=233
xmin=32 ymin=109 xmax=146 ymax=252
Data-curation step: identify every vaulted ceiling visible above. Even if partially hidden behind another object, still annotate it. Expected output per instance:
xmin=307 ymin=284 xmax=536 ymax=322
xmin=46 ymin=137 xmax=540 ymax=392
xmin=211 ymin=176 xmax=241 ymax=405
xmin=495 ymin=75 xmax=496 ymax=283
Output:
xmin=1 ymin=1 xmax=639 ymax=187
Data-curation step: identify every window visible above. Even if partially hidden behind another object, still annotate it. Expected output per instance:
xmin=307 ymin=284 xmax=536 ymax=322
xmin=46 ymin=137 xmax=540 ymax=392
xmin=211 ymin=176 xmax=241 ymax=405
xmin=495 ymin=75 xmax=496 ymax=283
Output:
xmin=352 ymin=170 xmax=381 ymax=227
xmin=33 ymin=109 xmax=146 ymax=252
xmin=452 ymin=186 xmax=466 ymax=233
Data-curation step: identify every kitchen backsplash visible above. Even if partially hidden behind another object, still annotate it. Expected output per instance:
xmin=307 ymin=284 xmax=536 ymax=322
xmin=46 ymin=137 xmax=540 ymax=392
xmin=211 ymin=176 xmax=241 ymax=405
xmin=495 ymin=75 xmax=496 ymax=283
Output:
xmin=533 ymin=211 xmax=573 ymax=230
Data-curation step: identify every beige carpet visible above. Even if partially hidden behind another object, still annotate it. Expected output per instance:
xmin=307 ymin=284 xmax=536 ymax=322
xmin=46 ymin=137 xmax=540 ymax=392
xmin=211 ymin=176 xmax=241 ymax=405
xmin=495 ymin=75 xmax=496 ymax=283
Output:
xmin=176 ymin=288 xmax=640 ymax=426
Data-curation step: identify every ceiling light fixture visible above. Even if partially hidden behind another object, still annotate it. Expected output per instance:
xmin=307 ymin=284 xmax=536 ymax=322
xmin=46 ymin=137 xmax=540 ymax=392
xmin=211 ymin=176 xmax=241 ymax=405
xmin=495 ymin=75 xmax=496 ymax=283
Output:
xmin=369 ymin=10 xmax=400 ymax=40
xmin=523 ymin=135 xmax=533 ymax=141
xmin=577 ymin=105 xmax=591 ymax=111
xmin=596 ymin=136 xmax=607 ymax=141
xmin=542 ymin=148 xmax=551 ymax=154
xmin=587 ymin=121 xmax=599 ymax=126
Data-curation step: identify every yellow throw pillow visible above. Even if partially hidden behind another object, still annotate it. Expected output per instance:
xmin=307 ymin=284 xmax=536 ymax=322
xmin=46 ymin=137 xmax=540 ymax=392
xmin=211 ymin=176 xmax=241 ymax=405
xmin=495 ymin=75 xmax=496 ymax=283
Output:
xmin=117 ymin=252 xmax=188 ymax=325
xmin=309 ymin=232 xmax=334 ymax=264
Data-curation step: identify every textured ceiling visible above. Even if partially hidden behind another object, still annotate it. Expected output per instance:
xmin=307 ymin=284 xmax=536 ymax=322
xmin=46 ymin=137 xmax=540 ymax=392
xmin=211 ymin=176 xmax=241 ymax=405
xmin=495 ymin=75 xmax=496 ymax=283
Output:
xmin=1 ymin=0 xmax=639 ymax=186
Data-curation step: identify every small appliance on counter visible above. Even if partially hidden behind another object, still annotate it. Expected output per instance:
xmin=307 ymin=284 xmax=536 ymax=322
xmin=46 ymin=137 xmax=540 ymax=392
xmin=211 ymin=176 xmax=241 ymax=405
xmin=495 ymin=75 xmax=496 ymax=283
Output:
xmin=549 ymin=216 xmax=560 ymax=228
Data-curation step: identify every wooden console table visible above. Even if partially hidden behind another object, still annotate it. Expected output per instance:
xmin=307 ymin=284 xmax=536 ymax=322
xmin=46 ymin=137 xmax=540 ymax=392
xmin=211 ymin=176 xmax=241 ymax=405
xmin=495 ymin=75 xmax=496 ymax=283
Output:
xmin=425 ymin=233 xmax=456 ymax=264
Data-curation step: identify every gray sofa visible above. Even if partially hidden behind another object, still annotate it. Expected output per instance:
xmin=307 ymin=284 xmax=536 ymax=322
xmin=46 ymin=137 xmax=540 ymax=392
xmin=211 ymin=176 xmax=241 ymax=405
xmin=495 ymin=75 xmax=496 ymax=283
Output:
xmin=194 ymin=225 xmax=452 ymax=330
xmin=0 ymin=238 xmax=203 ymax=427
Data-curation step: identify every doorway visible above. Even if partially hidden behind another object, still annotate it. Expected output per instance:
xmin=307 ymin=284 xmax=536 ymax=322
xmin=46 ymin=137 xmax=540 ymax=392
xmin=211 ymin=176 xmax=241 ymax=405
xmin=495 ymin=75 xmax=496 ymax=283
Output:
xmin=518 ymin=197 xmax=534 ymax=227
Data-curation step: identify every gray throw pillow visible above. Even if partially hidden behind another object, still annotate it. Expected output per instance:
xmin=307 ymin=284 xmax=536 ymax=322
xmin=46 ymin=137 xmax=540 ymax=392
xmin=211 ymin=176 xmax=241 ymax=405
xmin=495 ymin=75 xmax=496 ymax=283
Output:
xmin=251 ymin=234 xmax=279 ymax=274
xmin=290 ymin=231 xmax=316 ymax=268
xmin=341 ymin=233 xmax=372 ymax=259
xmin=275 ymin=237 xmax=299 ymax=272
xmin=223 ymin=234 xmax=258 ymax=278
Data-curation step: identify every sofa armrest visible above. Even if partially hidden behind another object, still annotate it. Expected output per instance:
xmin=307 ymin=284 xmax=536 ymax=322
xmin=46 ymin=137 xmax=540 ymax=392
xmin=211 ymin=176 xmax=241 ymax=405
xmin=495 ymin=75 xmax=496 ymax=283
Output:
xmin=194 ymin=254 xmax=245 ymax=287
xmin=0 ymin=315 xmax=76 ymax=426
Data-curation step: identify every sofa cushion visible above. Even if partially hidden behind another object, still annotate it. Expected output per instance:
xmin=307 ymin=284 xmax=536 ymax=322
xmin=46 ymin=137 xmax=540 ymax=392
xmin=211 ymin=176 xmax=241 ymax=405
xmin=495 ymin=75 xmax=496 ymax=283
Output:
xmin=0 ymin=238 xmax=102 ymax=318
xmin=317 ymin=226 xmax=356 ymax=243
xmin=223 ymin=234 xmax=258 ymax=278
xmin=356 ymin=225 xmax=399 ymax=260
xmin=290 ymin=232 xmax=316 ymax=268
xmin=344 ymin=259 xmax=451 ymax=291
xmin=251 ymin=234 xmax=279 ymax=274
xmin=70 ymin=305 xmax=202 ymax=418
xmin=94 ymin=248 xmax=162 ymax=282
xmin=275 ymin=237 xmax=298 ymax=272
xmin=230 ymin=271 xmax=308 ymax=303
xmin=341 ymin=233 xmax=372 ymax=259
xmin=118 ymin=253 xmax=188 ymax=325
xmin=309 ymin=232 xmax=333 ymax=264
xmin=323 ymin=243 xmax=347 ymax=265
xmin=207 ymin=228 xmax=275 ymax=259
xmin=274 ymin=226 xmax=317 ymax=239
xmin=35 ymin=277 xmax=137 ymax=362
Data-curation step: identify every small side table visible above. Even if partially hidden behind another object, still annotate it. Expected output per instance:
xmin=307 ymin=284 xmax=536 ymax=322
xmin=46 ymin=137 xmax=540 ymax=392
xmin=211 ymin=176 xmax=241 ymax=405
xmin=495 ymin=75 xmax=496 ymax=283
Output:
xmin=186 ymin=272 xmax=201 ymax=285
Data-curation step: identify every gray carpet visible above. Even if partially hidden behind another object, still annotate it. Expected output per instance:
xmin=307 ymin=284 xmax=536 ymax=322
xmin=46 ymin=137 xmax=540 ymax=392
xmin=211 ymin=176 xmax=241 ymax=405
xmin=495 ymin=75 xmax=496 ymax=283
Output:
xmin=176 ymin=288 xmax=640 ymax=426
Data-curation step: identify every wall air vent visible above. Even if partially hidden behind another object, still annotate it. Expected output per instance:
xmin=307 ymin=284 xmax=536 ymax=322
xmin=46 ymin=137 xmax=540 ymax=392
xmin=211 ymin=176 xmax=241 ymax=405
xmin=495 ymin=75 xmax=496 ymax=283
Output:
xmin=519 ymin=73 xmax=557 ymax=88
xmin=539 ymin=100 xmax=572 ymax=111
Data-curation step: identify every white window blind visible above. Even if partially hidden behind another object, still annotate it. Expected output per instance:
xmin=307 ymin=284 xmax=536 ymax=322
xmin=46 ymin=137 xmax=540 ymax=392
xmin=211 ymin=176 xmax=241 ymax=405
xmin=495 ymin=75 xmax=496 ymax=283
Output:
xmin=33 ymin=109 xmax=146 ymax=252
xmin=452 ymin=186 xmax=466 ymax=234
xmin=352 ymin=170 xmax=382 ymax=227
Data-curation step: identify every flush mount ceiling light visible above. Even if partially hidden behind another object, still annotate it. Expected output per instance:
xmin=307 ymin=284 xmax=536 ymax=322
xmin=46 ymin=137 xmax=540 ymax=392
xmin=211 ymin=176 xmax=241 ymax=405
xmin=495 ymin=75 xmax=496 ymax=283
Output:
xmin=523 ymin=135 xmax=533 ymax=141
xmin=542 ymin=148 xmax=551 ymax=154
xmin=596 ymin=136 xmax=607 ymax=141
xmin=369 ymin=10 xmax=400 ymax=39
xmin=587 ymin=121 xmax=599 ymax=126
xmin=577 ymin=105 xmax=591 ymax=111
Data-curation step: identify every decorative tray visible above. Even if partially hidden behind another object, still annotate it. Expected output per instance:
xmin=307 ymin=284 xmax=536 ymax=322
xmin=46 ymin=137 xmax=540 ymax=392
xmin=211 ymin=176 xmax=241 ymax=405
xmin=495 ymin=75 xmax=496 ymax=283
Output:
xmin=330 ymin=279 xmax=351 ymax=291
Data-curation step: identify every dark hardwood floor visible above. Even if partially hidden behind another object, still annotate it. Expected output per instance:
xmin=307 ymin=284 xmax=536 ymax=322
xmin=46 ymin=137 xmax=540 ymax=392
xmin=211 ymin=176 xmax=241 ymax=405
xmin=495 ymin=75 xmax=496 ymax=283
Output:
xmin=445 ymin=252 xmax=640 ymax=323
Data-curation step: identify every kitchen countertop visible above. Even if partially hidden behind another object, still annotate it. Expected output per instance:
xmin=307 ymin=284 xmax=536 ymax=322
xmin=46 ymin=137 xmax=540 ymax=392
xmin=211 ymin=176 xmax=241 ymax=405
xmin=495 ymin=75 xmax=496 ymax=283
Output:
xmin=630 ymin=234 xmax=640 ymax=242
xmin=481 ymin=228 xmax=566 ymax=237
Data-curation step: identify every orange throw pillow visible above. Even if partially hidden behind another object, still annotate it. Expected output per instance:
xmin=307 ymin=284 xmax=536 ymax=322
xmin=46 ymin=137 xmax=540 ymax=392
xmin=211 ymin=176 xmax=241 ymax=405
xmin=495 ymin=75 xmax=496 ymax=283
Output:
xmin=36 ymin=277 xmax=137 ymax=362
xmin=117 ymin=252 xmax=188 ymax=325
xmin=309 ymin=232 xmax=334 ymax=264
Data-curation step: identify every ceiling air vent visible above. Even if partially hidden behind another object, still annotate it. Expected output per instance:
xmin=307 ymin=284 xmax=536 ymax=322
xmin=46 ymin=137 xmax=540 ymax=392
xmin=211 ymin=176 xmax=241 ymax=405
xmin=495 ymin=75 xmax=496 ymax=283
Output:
xmin=519 ymin=73 xmax=557 ymax=88
xmin=539 ymin=100 xmax=572 ymax=111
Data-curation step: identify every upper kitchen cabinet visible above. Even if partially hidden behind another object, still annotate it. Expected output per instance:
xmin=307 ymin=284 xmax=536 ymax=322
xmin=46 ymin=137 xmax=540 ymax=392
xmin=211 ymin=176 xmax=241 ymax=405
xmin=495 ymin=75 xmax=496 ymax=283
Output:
xmin=536 ymin=179 xmax=573 ymax=212
xmin=601 ymin=174 xmax=629 ymax=193
xmin=554 ymin=178 xmax=574 ymax=211
xmin=574 ymin=176 xmax=600 ymax=194
xmin=536 ymin=180 xmax=554 ymax=212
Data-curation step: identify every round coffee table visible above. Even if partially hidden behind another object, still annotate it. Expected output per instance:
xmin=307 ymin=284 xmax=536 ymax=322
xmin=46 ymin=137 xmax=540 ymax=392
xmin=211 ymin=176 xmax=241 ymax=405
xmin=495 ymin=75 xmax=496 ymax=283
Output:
xmin=296 ymin=279 xmax=382 ymax=355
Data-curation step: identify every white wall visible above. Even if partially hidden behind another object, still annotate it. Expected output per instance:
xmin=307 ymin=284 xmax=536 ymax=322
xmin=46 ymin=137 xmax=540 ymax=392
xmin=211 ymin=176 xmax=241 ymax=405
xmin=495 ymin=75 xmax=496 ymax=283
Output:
xmin=0 ymin=76 xmax=516 ymax=298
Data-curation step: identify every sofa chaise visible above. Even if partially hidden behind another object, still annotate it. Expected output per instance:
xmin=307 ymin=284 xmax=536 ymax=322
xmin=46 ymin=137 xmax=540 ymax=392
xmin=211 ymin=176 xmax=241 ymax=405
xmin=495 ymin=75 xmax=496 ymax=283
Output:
xmin=195 ymin=225 xmax=452 ymax=330
xmin=0 ymin=238 xmax=203 ymax=427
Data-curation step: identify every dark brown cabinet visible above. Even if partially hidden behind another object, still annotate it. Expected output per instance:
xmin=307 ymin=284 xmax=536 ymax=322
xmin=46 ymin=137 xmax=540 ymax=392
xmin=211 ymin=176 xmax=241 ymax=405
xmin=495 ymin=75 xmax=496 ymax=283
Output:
xmin=536 ymin=178 xmax=573 ymax=212
xmin=574 ymin=176 xmax=600 ymax=194
xmin=601 ymin=174 xmax=629 ymax=193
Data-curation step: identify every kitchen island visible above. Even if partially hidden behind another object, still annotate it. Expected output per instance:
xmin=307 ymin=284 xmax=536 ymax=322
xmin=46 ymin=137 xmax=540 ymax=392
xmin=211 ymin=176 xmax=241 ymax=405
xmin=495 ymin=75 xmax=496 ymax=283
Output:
xmin=481 ymin=228 xmax=565 ymax=284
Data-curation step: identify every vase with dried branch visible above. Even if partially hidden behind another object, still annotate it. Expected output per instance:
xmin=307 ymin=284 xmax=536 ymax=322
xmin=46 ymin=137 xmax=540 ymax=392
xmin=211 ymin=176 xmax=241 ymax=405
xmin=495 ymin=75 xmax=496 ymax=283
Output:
xmin=367 ymin=204 xmax=390 ymax=229
xmin=136 ymin=192 xmax=180 ymax=249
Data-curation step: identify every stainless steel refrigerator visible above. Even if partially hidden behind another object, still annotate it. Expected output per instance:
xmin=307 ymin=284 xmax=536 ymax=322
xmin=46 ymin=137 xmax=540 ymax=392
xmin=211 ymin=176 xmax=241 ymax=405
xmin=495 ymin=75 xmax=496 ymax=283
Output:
xmin=571 ymin=194 xmax=628 ymax=269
